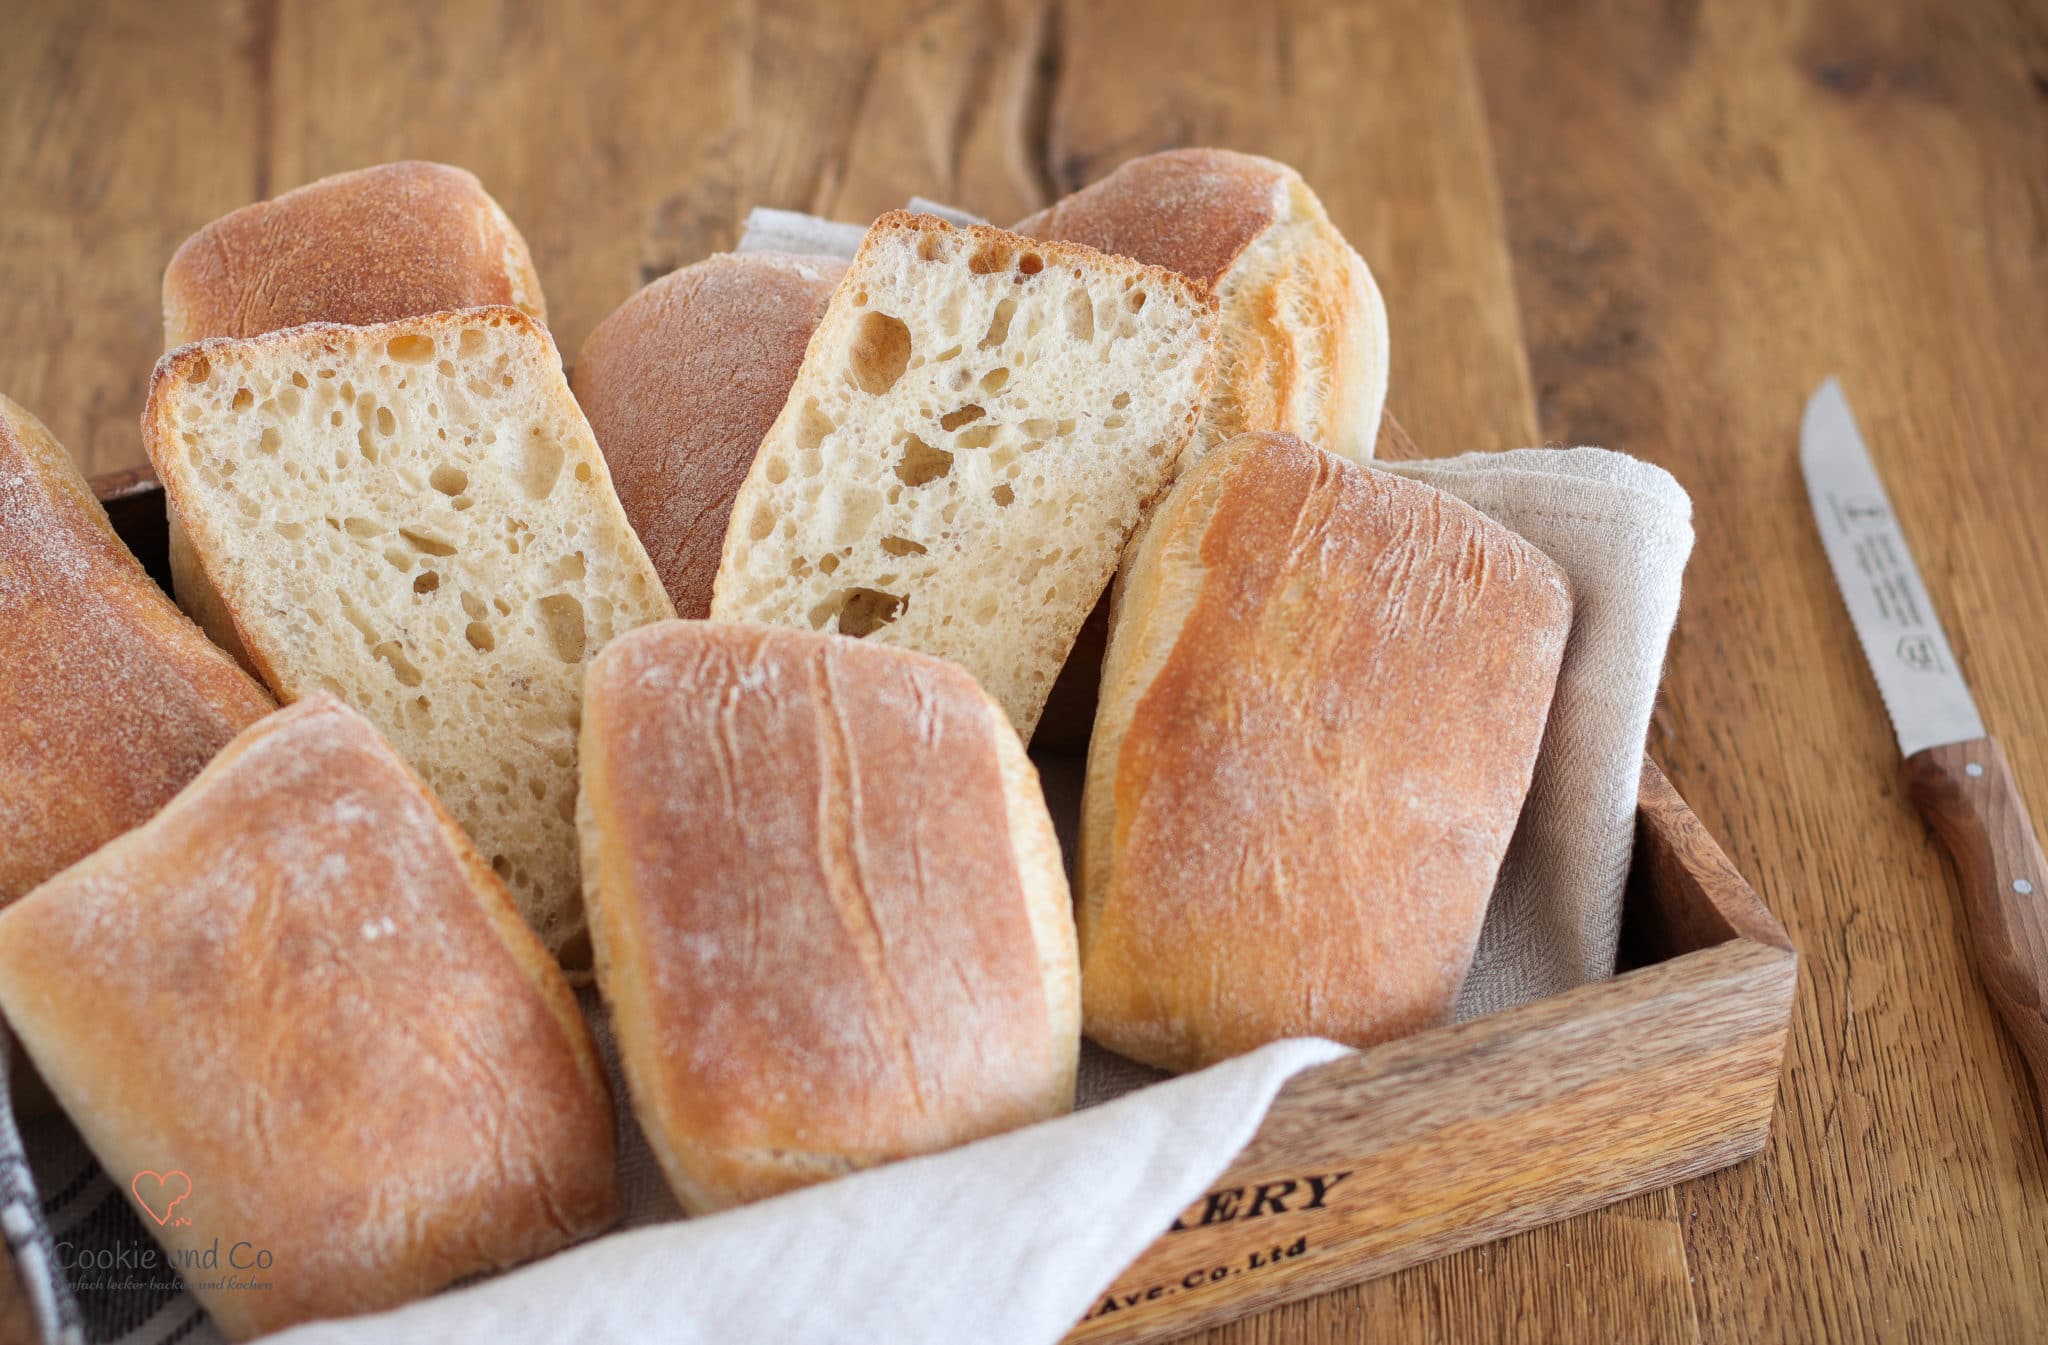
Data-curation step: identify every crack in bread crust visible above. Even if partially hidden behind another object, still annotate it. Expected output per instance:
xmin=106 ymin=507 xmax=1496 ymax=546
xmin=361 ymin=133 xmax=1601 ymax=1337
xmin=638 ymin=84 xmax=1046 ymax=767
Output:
xmin=579 ymin=623 xmax=1079 ymax=1212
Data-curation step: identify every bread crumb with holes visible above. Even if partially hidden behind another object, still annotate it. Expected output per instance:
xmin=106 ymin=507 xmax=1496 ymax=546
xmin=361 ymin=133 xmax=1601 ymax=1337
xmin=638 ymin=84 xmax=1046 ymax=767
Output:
xmin=711 ymin=212 xmax=1217 ymax=736
xmin=143 ymin=307 xmax=674 ymax=964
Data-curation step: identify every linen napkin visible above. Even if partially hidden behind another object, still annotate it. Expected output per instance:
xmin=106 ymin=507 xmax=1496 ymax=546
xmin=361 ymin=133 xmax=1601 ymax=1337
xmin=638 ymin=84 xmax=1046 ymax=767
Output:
xmin=0 ymin=206 xmax=1693 ymax=1345
xmin=1388 ymin=449 xmax=1696 ymax=1017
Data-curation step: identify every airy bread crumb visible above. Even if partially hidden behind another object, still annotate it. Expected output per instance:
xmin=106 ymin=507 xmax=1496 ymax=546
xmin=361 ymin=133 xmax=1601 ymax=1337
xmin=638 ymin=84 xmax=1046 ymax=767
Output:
xmin=144 ymin=307 xmax=674 ymax=961
xmin=710 ymin=212 xmax=1217 ymax=737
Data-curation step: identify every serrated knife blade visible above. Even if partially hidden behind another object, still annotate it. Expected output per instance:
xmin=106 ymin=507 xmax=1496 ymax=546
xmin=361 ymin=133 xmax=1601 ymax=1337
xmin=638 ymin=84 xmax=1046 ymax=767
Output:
xmin=1800 ymin=376 xmax=2048 ymax=1137
xmin=1801 ymin=377 xmax=1984 ymax=757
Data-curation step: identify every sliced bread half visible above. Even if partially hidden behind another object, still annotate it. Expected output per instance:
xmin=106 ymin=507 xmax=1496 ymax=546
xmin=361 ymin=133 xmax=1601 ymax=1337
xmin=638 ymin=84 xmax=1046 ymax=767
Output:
xmin=709 ymin=212 xmax=1217 ymax=738
xmin=1013 ymin=148 xmax=1388 ymax=465
xmin=161 ymin=161 xmax=549 ymax=674
xmin=143 ymin=307 xmax=674 ymax=962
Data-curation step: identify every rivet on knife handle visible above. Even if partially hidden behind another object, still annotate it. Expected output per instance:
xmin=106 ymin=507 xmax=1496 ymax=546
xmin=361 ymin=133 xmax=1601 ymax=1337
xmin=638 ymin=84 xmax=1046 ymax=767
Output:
xmin=1903 ymin=736 xmax=2048 ymax=1133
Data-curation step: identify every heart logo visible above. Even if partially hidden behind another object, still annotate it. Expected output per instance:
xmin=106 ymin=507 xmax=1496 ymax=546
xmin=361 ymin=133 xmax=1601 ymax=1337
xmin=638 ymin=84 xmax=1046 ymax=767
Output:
xmin=131 ymin=1170 xmax=192 ymax=1226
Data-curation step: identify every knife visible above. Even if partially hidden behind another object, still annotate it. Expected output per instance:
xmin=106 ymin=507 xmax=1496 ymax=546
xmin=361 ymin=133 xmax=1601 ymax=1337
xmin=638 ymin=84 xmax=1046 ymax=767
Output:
xmin=1802 ymin=377 xmax=2048 ymax=1133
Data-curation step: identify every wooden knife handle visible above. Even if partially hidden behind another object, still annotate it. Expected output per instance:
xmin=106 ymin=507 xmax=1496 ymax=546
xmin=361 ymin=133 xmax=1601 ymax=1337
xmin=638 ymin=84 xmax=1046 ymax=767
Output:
xmin=1904 ymin=737 xmax=2048 ymax=1135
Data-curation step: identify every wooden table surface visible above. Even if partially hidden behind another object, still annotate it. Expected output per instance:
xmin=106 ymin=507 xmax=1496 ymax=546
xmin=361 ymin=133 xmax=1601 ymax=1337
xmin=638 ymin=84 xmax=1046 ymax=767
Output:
xmin=5 ymin=1 xmax=2046 ymax=1340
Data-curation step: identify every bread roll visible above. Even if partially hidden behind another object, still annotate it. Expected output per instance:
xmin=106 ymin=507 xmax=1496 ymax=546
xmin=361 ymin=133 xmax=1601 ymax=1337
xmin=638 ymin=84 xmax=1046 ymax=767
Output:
xmin=711 ymin=212 xmax=1217 ymax=738
xmin=571 ymin=252 xmax=845 ymax=618
xmin=579 ymin=621 xmax=1079 ymax=1212
xmin=0 ymin=394 xmax=272 ymax=907
xmin=1080 ymin=432 xmax=1571 ymax=1072
xmin=162 ymin=160 xmax=547 ymax=667
xmin=0 ymin=696 xmax=617 ymax=1340
xmin=162 ymin=161 xmax=545 ymax=348
xmin=1014 ymin=148 xmax=1387 ymax=463
xmin=143 ymin=307 xmax=674 ymax=962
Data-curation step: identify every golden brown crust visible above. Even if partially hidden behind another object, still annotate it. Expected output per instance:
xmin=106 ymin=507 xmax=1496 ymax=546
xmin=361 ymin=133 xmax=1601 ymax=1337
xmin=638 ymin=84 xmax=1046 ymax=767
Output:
xmin=1014 ymin=148 xmax=1382 ymax=462
xmin=572 ymin=252 xmax=845 ymax=619
xmin=1014 ymin=147 xmax=1288 ymax=289
xmin=1080 ymin=433 xmax=1572 ymax=1073
xmin=0 ymin=395 xmax=273 ymax=907
xmin=581 ymin=621 xmax=1076 ymax=1212
xmin=162 ymin=161 xmax=546 ymax=347
xmin=0 ymin=696 xmax=616 ymax=1340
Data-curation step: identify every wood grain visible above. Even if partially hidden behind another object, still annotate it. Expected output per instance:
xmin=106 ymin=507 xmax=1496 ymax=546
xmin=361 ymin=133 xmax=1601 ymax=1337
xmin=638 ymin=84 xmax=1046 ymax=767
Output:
xmin=1074 ymin=944 xmax=1792 ymax=1345
xmin=1629 ymin=758 xmax=1795 ymax=962
xmin=1467 ymin=1 xmax=2048 ymax=1340
xmin=0 ymin=2 xmax=261 ymax=473
xmin=3 ymin=0 xmax=2044 ymax=1339
xmin=1904 ymin=739 xmax=2048 ymax=1134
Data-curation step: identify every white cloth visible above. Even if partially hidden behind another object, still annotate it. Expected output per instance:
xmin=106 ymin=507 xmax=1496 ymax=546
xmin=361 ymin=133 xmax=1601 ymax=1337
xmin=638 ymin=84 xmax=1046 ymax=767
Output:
xmin=731 ymin=202 xmax=987 ymax=259
xmin=265 ymin=1038 xmax=1347 ymax=1345
xmin=734 ymin=201 xmax=987 ymax=259
xmin=730 ymin=207 xmax=868 ymax=258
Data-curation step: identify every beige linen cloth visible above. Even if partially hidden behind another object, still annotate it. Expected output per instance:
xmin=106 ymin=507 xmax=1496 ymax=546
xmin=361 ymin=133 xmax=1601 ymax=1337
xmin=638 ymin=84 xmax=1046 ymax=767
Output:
xmin=0 ymin=206 xmax=1692 ymax=1345
xmin=1391 ymin=448 xmax=1697 ymax=1017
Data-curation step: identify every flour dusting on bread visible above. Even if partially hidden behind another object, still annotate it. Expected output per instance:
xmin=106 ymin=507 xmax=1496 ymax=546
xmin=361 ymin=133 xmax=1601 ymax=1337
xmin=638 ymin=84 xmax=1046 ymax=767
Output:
xmin=0 ymin=395 xmax=273 ymax=906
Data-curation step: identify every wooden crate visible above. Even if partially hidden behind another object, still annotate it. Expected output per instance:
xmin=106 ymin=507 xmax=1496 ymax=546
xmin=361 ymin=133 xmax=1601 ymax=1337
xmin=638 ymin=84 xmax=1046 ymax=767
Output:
xmin=30 ymin=470 xmax=1795 ymax=1345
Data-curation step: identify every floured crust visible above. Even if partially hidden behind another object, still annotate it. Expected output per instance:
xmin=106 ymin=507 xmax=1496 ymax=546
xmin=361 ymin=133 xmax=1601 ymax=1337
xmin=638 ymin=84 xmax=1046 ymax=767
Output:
xmin=572 ymin=252 xmax=846 ymax=618
xmin=579 ymin=621 xmax=1078 ymax=1212
xmin=162 ymin=161 xmax=546 ymax=347
xmin=1016 ymin=148 xmax=1287 ymax=299
xmin=0 ymin=395 xmax=273 ymax=907
xmin=1014 ymin=147 xmax=1388 ymax=464
xmin=1080 ymin=433 xmax=1572 ymax=1073
xmin=0 ymin=696 xmax=617 ymax=1340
